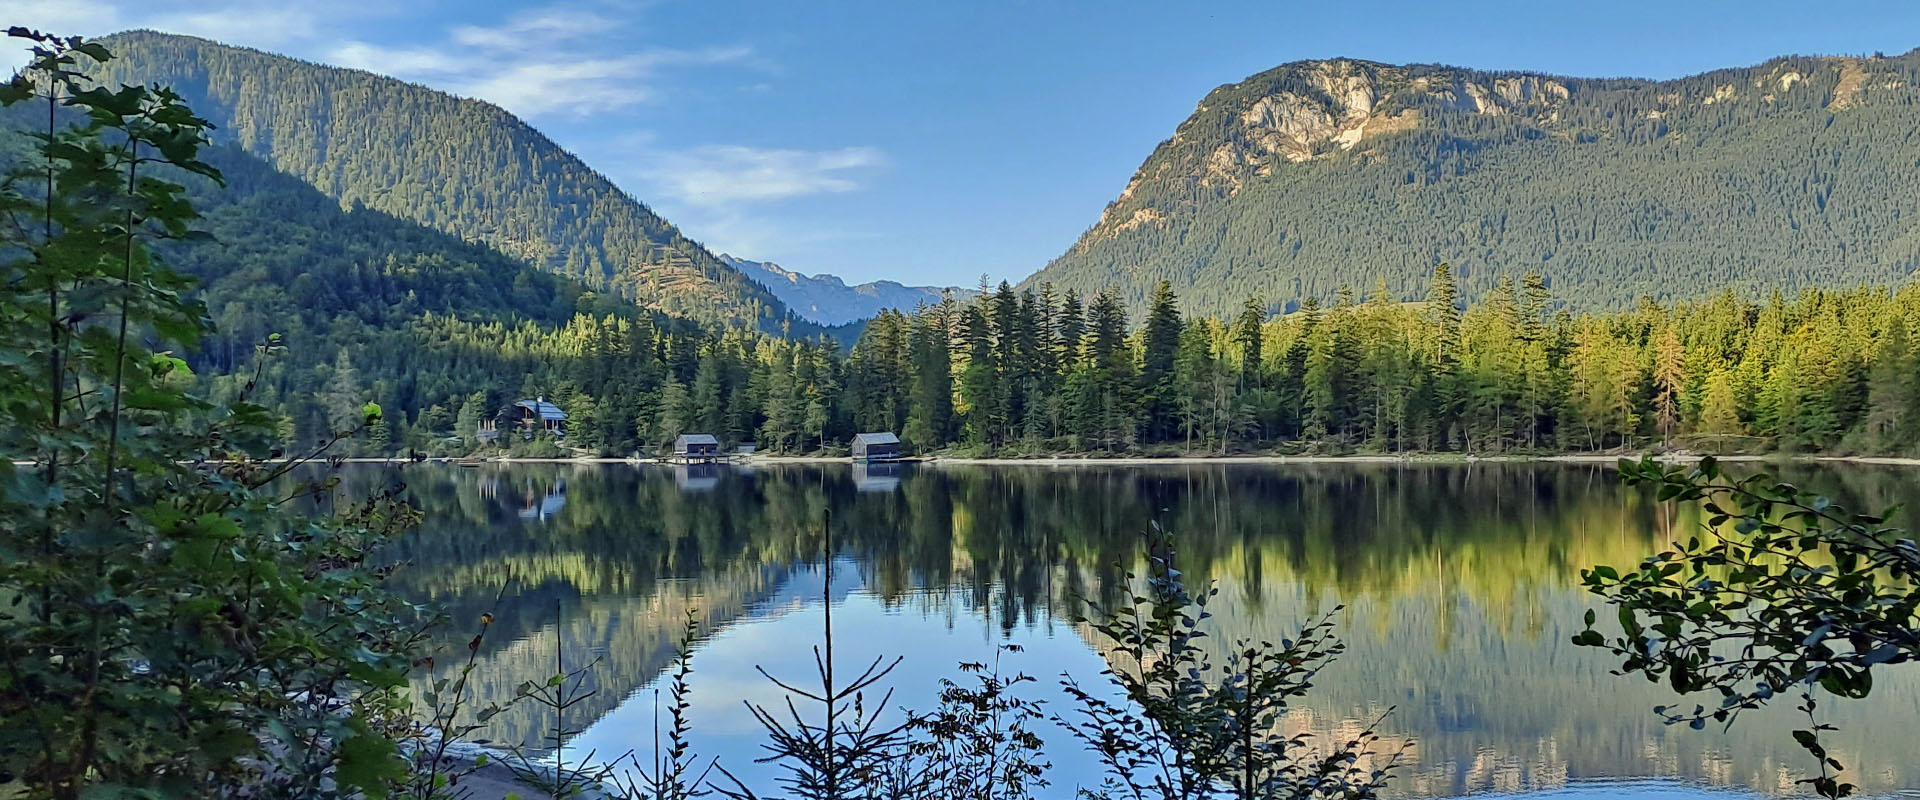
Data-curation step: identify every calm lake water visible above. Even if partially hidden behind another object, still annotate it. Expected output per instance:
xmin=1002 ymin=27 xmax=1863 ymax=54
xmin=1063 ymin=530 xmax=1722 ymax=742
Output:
xmin=363 ymin=461 xmax=1920 ymax=798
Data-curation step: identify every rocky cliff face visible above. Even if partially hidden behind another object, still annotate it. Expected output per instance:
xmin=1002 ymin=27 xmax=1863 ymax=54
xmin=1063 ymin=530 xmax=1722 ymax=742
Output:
xmin=1083 ymin=54 xmax=1920 ymax=247
xmin=1032 ymin=50 xmax=1920 ymax=317
xmin=1096 ymin=60 xmax=1588 ymax=236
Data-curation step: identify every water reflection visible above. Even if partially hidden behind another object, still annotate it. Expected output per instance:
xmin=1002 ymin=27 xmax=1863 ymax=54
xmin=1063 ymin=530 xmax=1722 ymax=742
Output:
xmin=361 ymin=462 xmax=1920 ymax=798
xmin=675 ymin=462 xmax=722 ymax=491
xmin=852 ymin=461 xmax=902 ymax=492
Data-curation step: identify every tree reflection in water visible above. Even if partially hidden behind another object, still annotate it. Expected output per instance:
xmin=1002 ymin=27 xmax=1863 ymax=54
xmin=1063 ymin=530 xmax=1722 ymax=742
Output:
xmin=353 ymin=462 xmax=1920 ymax=798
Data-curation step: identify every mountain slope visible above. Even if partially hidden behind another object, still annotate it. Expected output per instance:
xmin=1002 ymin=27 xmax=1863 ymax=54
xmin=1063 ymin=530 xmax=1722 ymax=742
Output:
xmin=719 ymin=254 xmax=972 ymax=325
xmin=90 ymin=30 xmax=810 ymax=334
xmin=1027 ymin=52 xmax=1920 ymax=316
xmin=165 ymin=142 xmax=703 ymax=443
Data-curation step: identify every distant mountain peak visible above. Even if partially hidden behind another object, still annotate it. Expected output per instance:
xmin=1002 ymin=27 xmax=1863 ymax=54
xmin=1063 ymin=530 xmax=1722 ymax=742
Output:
xmin=719 ymin=254 xmax=973 ymax=326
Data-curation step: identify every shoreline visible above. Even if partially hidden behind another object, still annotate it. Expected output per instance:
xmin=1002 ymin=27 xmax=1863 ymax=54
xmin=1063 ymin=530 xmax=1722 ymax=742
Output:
xmin=321 ymin=453 xmax=1920 ymax=467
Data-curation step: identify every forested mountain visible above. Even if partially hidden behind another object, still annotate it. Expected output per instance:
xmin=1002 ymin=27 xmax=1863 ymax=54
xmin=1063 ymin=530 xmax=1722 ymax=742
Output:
xmin=0 ymin=33 xmax=844 ymax=455
xmin=720 ymin=254 xmax=973 ymax=325
xmin=21 ymin=30 xmax=1920 ymax=460
xmin=87 ymin=30 xmax=814 ymax=334
xmin=1027 ymin=51 xmax=1920 ymax=317
xmin=160 ymin=142 xmax=724 ymax=448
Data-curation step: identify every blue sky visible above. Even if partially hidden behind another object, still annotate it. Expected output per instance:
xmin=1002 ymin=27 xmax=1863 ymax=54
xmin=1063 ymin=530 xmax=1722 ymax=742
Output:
xmin=12 ymin=0 xmax=1920 ymax=286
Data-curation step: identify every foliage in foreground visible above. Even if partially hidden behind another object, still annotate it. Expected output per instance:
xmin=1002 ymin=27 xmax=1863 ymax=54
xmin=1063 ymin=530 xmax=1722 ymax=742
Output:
xmin=1578 ymin=456 xmax=1920 ymax=798
xmin=0 ymin=28 xmax=431 ymax=799
xmin=700 ymin=515 xmax=1394 ymax=800
xmin=1058 ymin=525 xmax=1398 ymax=800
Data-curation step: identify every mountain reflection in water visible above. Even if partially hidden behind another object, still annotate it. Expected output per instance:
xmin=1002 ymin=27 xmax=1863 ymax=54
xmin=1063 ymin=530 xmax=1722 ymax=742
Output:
xmin=359 ymin=462 xmax=1920 ymax=798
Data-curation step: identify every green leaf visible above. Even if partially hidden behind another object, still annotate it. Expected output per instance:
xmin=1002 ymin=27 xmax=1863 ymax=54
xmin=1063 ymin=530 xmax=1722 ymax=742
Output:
xmin=336 ymin=726 xmax=405 ymax=797
xmin=194 ymin=512 xmax=241 ymax=539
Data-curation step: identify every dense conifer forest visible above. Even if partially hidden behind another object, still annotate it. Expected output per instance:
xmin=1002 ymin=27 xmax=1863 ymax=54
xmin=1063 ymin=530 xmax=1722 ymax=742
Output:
xmin=1030 ymin=52 xmax=1920 ymax=318
xmin=226 ymin=263 xmax=1920 ymax=459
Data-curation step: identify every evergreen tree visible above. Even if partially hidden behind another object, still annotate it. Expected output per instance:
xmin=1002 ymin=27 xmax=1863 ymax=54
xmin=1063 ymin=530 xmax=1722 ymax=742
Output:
xmin=1423 ymin=264 xmax=1463 ymax=448
xmin=322 ymin=350 xmax=367 ymax=437
xmin=1653 ymin=327 xmax=1686 ymax=448
xmin=455 ymin=391 xmax=488 ymax=447
xmin=1699 ymin=367 xmax=1744 ymax=439
xmin=958 ymin=304 xmax=1002 ymax=446
xmin=655 ymin=376 xmax=690 ymax=451
xmin=1864 ymin=317 xmax=1913 ymax=452
xmin=905 ymin=311 xmax=954 ymax=450
xmin=691 ymin=353 xmax=725 ymax=437
xmin=1138 ymin=280 xmax=1185 ymax=442
xmin=1056 ymin=291 xmax=1085 ymax=369
xmin=1069 ymin=290 xmax=1136 ymax=450
xmin=1234 ymin=295 xmax=1266 ymax=389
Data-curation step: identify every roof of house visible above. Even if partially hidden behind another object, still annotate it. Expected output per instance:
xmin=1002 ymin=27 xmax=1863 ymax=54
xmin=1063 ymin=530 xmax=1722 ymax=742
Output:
xmin=514 ymin=400 xmax=568 ymax=421
xmin=676 ymin=434 xmax=720 ymax=446
xmin=853 ymin=432 xmax=900 ymax=446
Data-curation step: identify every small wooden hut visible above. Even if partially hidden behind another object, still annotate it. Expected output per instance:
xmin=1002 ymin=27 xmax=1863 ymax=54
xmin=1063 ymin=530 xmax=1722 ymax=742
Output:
xmin=674 ymin=434 xmax=720 ymax=461
xmin=851 ymin=432 xmax=901 ymax=463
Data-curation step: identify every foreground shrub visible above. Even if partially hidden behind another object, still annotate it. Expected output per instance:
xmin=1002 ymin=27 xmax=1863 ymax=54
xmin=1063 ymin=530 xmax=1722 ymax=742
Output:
xmin=1580 ymin=456 xmax=1920 ymax=798
xmin=0 ymin=29 xmax=425 ymax=798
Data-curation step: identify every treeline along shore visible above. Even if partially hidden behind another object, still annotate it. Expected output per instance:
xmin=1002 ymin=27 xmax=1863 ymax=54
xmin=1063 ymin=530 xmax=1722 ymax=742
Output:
xmin=282 ymin=266 xmax=1920 ymax=462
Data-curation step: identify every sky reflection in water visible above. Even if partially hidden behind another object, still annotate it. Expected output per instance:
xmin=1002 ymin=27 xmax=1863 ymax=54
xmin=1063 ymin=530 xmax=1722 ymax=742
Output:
xmin=370 ymin=462 xmax=1920 ymax=799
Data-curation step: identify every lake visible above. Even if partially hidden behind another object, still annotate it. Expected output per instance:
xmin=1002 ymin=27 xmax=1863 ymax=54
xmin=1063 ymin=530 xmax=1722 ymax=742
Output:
xmin=363 ymin=461 xmax=1920 ymax=798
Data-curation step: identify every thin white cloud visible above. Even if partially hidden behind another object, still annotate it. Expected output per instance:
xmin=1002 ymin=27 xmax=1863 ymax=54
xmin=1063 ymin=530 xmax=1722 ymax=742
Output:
xmin=145 ymin=6 xmax=321 ymax=48
xmin=5 ymin=0 xmax=376 ymax=71
xmin=6 ymin=0 xmax=753 ymax=121
xmin=456 ymin=46 xmax=751 ymax=116
xmin=647 ymin=145 xmax=887 ymax=206
xmin=7 ymin=0 xmax=885 ymax=266
xmin=3 ymin=0 xmax=123 ymax=70
xmin=5 ymin=0 xmax=124 ymax=34
xmin=328 ymin=41 xmax=465 ymax=75
xmin=602 ymin=139 xmax=888 ymax=258
xmin=449 ymin=9 xmax=615 ymax=49
xmin=667 ymin=203 xmax=884 ymax=265
xmin=326 ymin=7 xmax=752 ymax=118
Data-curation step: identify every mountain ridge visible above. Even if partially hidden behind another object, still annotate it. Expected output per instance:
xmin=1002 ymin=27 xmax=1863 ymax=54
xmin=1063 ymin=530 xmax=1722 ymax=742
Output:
xmin=1026 ymin=49 xmax=1920 ymax=317
xmin=88 ymin=30 xmax=820 ymax=336
xmin=719 ymin=254 xmax=973 ymax=325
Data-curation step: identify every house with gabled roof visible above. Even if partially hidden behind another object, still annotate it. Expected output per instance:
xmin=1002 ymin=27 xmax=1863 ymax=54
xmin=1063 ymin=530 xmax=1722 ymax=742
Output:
xmin=479 ymin=396 xmax=567 ymax=442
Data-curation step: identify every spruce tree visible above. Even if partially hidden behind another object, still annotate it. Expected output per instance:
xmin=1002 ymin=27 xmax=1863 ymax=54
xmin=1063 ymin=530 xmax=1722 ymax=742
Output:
xmin=1698 ymin=367 xmax=1744 ymax=440
xmin=1653 ymin=327 xmax=1686 ymax=448
xmin=1234 ymin=295 xmax=1266 ymax=389
xmin=958 ymin=304 xmax=1001 ymax=446
xmin=1864 ymin=317 xmax=1913 ymax=452
xmin=1139 ymin=280 xmax=1184 ymax=443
